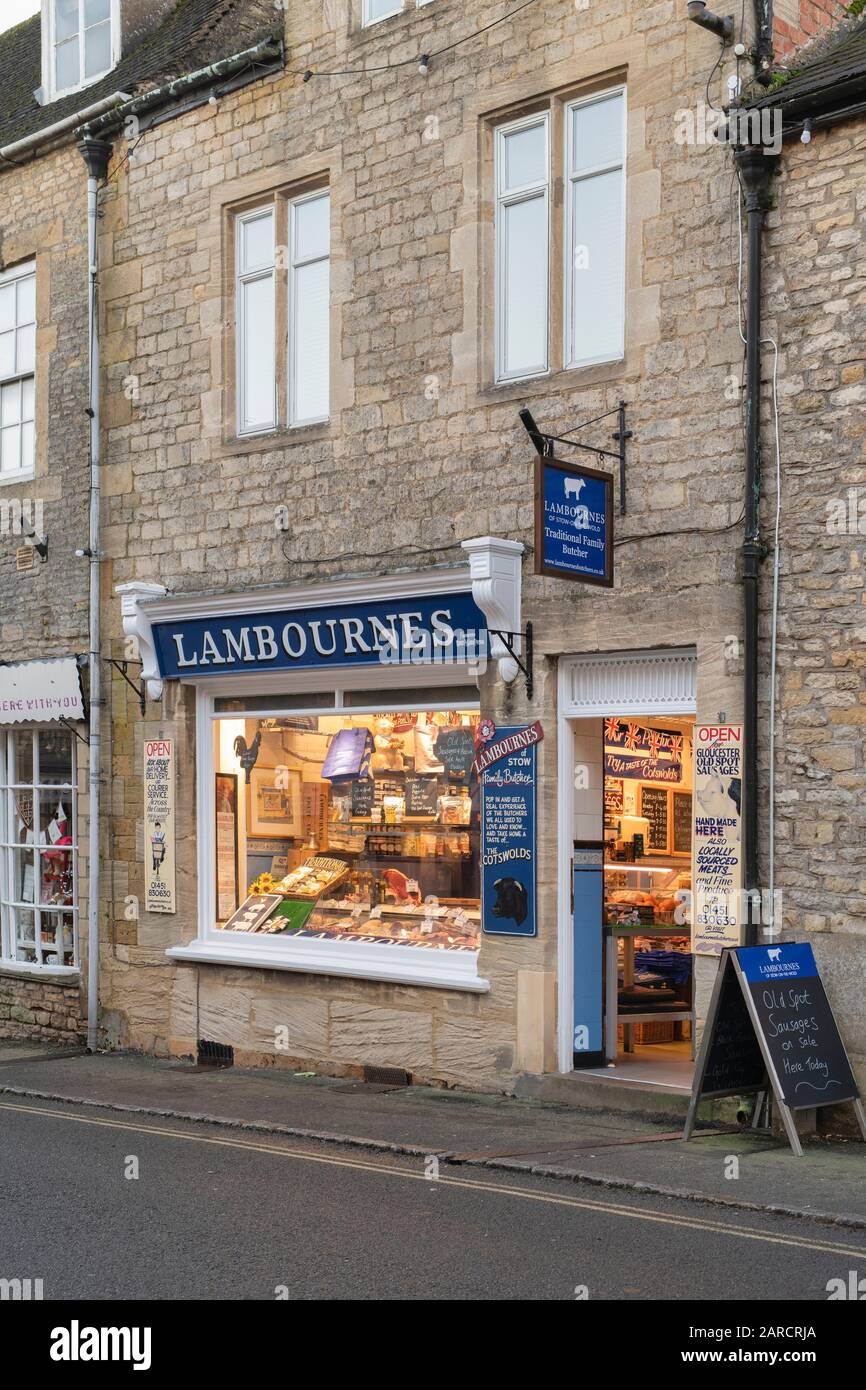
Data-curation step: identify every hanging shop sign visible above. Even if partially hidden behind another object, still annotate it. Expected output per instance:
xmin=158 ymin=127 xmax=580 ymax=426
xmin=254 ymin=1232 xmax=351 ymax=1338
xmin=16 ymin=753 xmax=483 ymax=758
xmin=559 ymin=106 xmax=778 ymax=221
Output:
xmin=480 ymin=725 xmax=538 ymax=938
xmin=0 ymin=657 xmax=85 ymax=725
xmin=691 ymin=724 xmax=743 ymax=956
xmin=603 ymin=718 xmax=684 ymax=784
xmin=144 ymin=737 xmax=176 ymax=914
xmin=684 ymin=944 xmax=866 ymax=1156
xmin=534 ymin=455 xmax=613 ymax=587
xmin=152 ymin=592 xmax=488 ymax=679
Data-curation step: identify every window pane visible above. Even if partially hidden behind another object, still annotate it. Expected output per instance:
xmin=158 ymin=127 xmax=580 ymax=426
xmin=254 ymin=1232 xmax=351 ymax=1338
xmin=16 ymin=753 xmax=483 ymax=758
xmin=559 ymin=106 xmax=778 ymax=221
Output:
xmin=9 ymin=848 xmax=36 ymax=904
xmin=84 ymin=0 xmax=111 ymax=23
xmin=293 ymin=194 xmax=329 ymax=262
xmin=239 ymin=273 xmax=275 ymax=431
xmin=213 ymin=709 xmax=481 ymax=951
xmin=571 ymin=93 xmax=623 ymax=172
xmin=569 ymin=168 xmax=623 ymax=364
xmin=1 ymin=381 xmax=20 ymax=426
xmin=292 ymin=257 xmax=330 ymax=422
xmin=10 ymin=732 xmax=33 ymax=790
xmin=16 ymin=274 xmax=35 ymax=326
xmin=21 ymin=376 xmax=35 ymax=421
xmin=1 ymin=425 xmax=21 ymax=473
xmin=501 ymin=194 xmax=547 ymax=376
xmin=55 ymin=35 xmax=80 ymax=90
xmin=365 ymin=0 xmax=402 ymax=21
xmin=55 ymin=0 xmax=79 ymax=41
xmin=39 ymin=731 xmax=73 ymax=786
xmin=0 ymin=331 xmax=14 ymax=378
xmin=240 ymin=211 xmax=274 ymax=274
xmin=84 ymin=19 xmax=111 ymax=78
xmin=20 ymin=420 xmax=34 ymax=473
xmin=503 ymin=122 xmax=546 ymax=191
xmin=0 ymin=284 xmax=14 ymax=332
xmin=16 ymin=323 xmax=35 ymax=375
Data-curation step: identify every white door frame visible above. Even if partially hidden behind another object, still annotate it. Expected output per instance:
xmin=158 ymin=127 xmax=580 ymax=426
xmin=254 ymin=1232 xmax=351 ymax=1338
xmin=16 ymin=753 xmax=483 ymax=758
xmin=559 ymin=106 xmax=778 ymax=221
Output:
xmin=556 ymin=648 xmax=697 ymax=1073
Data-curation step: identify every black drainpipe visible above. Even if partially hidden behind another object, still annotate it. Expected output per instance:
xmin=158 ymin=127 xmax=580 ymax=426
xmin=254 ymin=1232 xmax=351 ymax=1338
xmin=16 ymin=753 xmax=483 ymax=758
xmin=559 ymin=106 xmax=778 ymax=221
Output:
xmin=732 ymin=143 xmax=777 ymax=945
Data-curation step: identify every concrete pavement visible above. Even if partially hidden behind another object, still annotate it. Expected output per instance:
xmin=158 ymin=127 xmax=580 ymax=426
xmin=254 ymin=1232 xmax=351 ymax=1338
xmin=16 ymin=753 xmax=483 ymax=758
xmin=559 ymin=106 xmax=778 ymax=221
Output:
xmin=0 ymin=1042 xmax=864 ymax=1229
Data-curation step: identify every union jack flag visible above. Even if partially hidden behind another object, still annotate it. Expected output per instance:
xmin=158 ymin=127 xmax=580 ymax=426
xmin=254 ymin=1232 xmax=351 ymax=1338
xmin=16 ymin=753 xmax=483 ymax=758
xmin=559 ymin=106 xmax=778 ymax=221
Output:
xmin=669 ymin=735 xmax=683 ymax=759
xmin=624 ymin=723 xmax=641 ymax=752
xmin=603 ymin=718 xmax=622 ymax=743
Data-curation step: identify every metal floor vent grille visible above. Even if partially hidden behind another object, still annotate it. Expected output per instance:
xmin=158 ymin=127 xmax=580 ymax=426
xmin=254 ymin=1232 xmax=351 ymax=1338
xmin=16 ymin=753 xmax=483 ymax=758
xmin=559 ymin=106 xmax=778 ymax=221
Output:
xmin=197 ymin=1039 xmax=234 ymax=1068
xmin=362 ymin=1064 xmax=411 ymax=1087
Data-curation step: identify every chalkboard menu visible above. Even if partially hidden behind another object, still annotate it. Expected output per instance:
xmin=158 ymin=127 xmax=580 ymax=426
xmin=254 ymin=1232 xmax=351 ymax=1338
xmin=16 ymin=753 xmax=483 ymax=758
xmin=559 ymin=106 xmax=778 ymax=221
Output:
xmin=672 ymin=791 xmax=692 ymax=855
xmin=604 ymin=779 xmax=623 ymax=826
xmin=405 ymin=776 xmax=439 ymax=818
xmin=434 ymin=727 xmax=475 ymax=780
xmin=685 ymin=944 xmax=863 ymax=1154
xmin=700 ymin=956 xmax=766 ymax=1096
xmin=641 ymin=786 xmax=668 ymax=852
xmin=350 ymin=778 xmax=375 ymax=817
xmin=738 ymin=943 xmax=859 ymax=1110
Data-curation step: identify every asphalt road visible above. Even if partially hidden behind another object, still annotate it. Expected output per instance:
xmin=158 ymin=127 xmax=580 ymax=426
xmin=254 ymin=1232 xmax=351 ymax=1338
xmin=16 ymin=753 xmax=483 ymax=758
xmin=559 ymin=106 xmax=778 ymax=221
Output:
xmin=0 ymin=1096 xmax=864 ymax=1301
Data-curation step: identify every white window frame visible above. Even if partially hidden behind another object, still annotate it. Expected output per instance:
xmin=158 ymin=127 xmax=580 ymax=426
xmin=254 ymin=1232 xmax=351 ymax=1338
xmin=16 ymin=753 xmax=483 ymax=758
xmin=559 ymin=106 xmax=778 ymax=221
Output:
xmin=0 ymin=728 xmax=78 ymax=975
xmin=42 ymin=0 xmax=120 ymax=103
xmin=563 ymin=86 xmax=627 ymax=371
xmin=288 ymin=188 xmax=331 ymax=429
xmin=0 ymin=261 xmax=36 ymax=486
xmin=235 ymin=206 xmax=277 ymax=437
xmin=363 ymin=0 xmax=404 ymax=25
xmin=494 ymin=111 xmax=551 ymax=384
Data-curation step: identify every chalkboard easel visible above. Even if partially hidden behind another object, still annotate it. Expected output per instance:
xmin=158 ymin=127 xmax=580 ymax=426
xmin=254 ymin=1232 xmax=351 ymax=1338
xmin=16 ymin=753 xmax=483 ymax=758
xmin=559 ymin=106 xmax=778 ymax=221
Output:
xmin=684 ymin=944 xmax=866 ymax=1157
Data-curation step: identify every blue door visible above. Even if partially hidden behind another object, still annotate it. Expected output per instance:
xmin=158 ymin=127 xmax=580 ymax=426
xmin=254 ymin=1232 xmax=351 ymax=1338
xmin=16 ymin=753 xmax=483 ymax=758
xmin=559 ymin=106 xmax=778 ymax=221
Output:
xmin=572 ymin=842 xmax=604 ymax=1067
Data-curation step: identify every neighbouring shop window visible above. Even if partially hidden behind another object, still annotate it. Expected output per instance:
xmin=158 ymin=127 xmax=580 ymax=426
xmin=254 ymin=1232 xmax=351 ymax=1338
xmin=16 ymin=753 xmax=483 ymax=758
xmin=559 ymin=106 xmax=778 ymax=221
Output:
xmin=212 ymin=706 xmax=481 ymax=957
xmin=492 ymin=85 xmax=626 ymax=382
xmin=0 ymin=729 xmax=77 ymax=969
xmin=235 ymin=189 xmax=331 ymax=436
xmin=0 ymin=262 xmax=36 ymax=482
xmin=49 ymin=0 xmax=116 ymax=98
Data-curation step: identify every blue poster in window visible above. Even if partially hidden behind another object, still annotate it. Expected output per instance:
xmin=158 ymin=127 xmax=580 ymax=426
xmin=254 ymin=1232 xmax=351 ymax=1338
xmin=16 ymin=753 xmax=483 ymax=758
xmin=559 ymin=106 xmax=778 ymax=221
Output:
xmin=481 ymin=727 xmax=537 ymax=938
xmin=535 ymin=457 xmax=613 ymax=587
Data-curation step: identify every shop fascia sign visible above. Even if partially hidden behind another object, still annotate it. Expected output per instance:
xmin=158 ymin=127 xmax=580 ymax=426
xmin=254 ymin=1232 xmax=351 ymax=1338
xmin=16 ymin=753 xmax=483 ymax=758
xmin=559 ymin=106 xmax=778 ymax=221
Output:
xmin=117 ymin=542 xmax=524 ymax=697
xmin=153 ymin=593 xmax=487 ymax=678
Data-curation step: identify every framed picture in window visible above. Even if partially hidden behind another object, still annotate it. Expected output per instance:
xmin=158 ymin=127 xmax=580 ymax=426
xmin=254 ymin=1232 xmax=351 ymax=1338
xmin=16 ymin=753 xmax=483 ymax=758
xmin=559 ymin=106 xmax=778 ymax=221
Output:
xmin=215 ymin=772 xmax=239 ymax=921
xmin=248 ymin=766 xmax=302 ymax=838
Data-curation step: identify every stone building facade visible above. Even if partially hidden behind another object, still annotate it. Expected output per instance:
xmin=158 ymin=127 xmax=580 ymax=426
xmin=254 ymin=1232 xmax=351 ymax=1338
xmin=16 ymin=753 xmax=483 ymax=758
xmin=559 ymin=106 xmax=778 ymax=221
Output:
xmin=2 ymin=1 xmax=864 ymax=1116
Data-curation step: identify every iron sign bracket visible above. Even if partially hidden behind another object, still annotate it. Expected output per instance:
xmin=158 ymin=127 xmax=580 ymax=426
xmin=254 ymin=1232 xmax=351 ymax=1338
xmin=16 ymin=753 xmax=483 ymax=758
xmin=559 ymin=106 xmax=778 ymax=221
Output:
xmin=520 ymin=402 xmax=632 ymax=515
xmin=486 ymin=622 xmax=534 ymax=700
xmin=106 ymin=658 xmax=146 ymax=717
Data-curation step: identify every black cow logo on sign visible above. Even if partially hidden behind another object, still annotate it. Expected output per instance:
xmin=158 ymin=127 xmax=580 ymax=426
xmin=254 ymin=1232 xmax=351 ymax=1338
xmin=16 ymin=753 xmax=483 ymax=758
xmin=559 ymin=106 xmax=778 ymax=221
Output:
xmin=492 ymin=877 xmax=528 ymax=927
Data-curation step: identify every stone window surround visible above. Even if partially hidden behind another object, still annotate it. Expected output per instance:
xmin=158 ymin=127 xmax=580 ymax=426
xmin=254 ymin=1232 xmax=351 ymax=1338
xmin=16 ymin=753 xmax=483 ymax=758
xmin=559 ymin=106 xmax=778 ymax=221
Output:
xmin=208 ymin=153 xmax=353 ymax=456
xmin=451 ymin=43 xmax=660 ymax=405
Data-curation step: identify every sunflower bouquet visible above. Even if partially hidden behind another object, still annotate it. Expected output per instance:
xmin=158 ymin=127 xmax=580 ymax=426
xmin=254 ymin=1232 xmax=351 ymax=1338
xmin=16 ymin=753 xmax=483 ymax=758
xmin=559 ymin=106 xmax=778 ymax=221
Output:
xmin=248 ymin=872 xmax=276 ymax=897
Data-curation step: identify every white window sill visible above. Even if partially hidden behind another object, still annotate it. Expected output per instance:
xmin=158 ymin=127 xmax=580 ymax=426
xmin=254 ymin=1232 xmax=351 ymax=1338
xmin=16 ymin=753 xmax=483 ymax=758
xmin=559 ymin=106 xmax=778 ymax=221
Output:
xmin=0 ymin=472 xmax=36 ymax=488
xmin=0 ymin=959 xmax=79 ymax=984
xmin=167 ymin=933 xmax=490 ymax=993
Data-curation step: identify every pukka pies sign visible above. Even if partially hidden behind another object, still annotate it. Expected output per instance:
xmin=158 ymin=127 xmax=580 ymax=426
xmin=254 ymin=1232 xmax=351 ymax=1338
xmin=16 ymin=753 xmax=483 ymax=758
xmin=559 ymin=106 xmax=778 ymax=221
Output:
xmin=152 ymin=592 xmax=487 ymax=678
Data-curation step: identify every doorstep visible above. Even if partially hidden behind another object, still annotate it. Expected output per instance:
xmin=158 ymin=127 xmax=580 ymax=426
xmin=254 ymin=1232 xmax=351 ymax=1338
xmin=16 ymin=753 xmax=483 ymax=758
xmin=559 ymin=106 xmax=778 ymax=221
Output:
xmin=514 ymin=1067 xmax=697 ymax=1123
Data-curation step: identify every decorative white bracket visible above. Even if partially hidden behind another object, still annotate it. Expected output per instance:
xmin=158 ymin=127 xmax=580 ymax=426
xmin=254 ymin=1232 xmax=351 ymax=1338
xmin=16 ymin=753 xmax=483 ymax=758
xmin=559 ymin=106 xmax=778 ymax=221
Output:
xmin=115 ymin=580 xmax=168 ymax=701
xmin=461 ymin=536 xmax=525 ymax=684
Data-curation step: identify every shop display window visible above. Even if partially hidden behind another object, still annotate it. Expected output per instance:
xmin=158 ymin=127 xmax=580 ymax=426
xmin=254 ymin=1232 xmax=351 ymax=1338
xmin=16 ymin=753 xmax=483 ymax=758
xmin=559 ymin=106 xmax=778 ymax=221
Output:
xmin=211 ymin=705 xmax=481 ymax=957
xmin=0 ymin=729 xmax=77 ymax=969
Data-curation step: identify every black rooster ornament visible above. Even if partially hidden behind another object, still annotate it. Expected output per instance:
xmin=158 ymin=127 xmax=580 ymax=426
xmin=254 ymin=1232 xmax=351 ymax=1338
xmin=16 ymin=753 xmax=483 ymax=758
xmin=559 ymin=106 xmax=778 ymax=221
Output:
xmin=234 ymin=731 xmax=262 ymax=783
